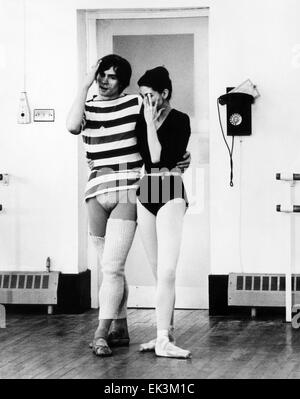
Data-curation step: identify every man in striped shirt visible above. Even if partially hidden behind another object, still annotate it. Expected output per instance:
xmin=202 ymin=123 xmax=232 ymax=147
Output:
xmin=66 ymin=54 xmax=190 ymax=357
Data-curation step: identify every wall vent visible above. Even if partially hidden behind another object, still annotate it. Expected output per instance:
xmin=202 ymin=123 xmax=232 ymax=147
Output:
xmin=228 ymin=273 xmax=300 ymax=307
xmin=0 ymin=272 xmax=59 ymax=305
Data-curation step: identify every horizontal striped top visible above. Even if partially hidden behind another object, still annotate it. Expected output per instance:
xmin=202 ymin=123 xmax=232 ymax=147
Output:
xmin=81 ymin=94 xmax=143 ymax=200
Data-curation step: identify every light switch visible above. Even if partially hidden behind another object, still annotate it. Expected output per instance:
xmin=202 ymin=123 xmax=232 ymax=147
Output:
xmin=33 ymin=109 xmax=55 ymax=122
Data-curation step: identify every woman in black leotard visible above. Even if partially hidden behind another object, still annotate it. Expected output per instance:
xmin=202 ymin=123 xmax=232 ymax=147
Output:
xmin=136 ymin=66 xmax=191 ymax=359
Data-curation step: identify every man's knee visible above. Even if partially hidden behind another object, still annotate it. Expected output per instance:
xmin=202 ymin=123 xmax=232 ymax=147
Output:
xmin=102 ymin=262 xmax=125 ymax=279
xmin=101 ymin=270 xmax=125 ymax=290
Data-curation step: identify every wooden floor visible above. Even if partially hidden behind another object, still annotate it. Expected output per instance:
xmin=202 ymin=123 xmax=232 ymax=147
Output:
xmin=1 ymin=308 xmax=300 ymax=379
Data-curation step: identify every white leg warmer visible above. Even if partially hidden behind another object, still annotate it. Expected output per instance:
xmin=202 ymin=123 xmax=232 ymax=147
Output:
xmin=117 ymin=275 xmax=129 ymax=319
xmin=99 ymin=219 xmax=136 ymax=320
xmin=91 ymin=235 xmax=129 ymax=319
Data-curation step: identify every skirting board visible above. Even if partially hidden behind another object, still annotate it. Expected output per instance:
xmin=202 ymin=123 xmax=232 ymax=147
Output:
xmin=127 ymin=285 xmax=208 ymax=309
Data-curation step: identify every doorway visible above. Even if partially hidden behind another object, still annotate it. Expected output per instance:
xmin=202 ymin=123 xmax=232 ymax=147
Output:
xmin=84 ymin=8 xmax=209 ymax=309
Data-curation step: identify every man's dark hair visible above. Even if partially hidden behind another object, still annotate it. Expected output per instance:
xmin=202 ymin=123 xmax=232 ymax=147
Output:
xmin=96 ymin=54 xmax=132 ymax=94
xmin=137 ymin=66 xmax=172 ymax=100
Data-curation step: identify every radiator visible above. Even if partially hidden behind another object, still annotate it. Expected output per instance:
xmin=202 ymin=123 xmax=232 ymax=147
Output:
xmin=0 ymin=271 xmax=59 ymax=305
xmin=228 ymin=273 xmax=300 ymax=307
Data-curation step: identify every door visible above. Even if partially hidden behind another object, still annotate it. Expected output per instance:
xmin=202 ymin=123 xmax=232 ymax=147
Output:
xmin=86 ymin=10 xmax=209 ymax=309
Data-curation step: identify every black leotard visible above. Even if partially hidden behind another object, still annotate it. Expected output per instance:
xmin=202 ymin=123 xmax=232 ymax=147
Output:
xmin=136 ymin=108 xmax=191 ymax=216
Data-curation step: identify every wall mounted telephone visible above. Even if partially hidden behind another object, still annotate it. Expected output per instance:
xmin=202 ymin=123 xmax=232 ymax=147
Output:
xmin=217 ymin=80 xmax=259 ymax=186
xmin=218 ymin=91 xmax=254 ymax=136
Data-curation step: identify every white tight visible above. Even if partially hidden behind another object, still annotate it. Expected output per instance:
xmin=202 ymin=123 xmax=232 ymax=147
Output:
xmin=137 ymin=198 xmax=186 ymax=331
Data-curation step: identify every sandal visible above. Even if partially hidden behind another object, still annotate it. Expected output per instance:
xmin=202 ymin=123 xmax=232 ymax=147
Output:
xmin=107 ymin=330 xmax=130 ymax=347
xmin=90 ymin=338 xmax=112 ymax=357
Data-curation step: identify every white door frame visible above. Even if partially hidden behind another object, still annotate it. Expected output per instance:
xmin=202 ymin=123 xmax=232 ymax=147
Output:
xmin=85 ymin=8 xmax=209 ymax=71
xmin=84 ymin=7 xmax=209 ymax=308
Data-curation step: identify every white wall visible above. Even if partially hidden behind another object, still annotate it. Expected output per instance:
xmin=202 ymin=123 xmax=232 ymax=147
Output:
xmin=209 ymin=0 xmax=300 ymax=274
xmin=1 ymin=0 xmax=300 ymax=277
xmin=0 ymin=0 xmax=81 ymax=273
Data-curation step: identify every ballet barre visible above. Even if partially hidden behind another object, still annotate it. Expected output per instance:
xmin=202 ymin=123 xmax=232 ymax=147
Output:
xmin=276 ymin=173 xmax=300 ymax=323
xmin=276 ymin=205 xmax=300 ymax=213
xmin=276 ymin=173 xmax=300 ymax=181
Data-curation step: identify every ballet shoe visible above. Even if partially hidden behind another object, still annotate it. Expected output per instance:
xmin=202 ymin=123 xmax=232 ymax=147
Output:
xmin=155 ymin=337 xmax=191 ymax=359
xmin=139 ymin=328 xmax=176 ymax=352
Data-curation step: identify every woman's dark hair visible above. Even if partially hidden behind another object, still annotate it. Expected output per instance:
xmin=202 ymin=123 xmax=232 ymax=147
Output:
xmin=96 ymin=54 xmax=132 ymax=94
xmin=137 ymin=66 xmax=172 ymax=100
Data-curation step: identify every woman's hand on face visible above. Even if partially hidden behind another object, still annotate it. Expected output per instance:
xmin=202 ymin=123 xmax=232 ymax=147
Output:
xmin=83 ymin=60 xmax=100 ymax=90
xmin=143 ymin=94 xmax=164 ymax=126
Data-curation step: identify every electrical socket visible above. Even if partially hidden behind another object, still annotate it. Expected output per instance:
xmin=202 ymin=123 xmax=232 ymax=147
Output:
xmin=33 ymin=109 xmax=55 ymax=122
